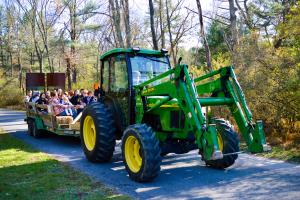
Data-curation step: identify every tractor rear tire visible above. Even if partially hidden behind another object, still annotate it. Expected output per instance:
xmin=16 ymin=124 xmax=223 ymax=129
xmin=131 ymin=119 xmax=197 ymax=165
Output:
xmin=32 ymin=120 xmax=41 ymax=138
xmin=122 ymin=124 xmax=161 ymax=182
xmin=80 ymin=102 xmax=116 ymax=163
xmin=205 ymin=119 xmax=239 ymax=169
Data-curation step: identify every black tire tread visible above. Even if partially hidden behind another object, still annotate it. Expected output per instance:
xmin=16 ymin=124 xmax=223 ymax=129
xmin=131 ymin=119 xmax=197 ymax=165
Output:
xmin=205 ymin=119 xmax=239 ymax=169
xmin=80 ymin=102 xmax=116 ymax=163
xmin=122 ymin=124 xmax=161 ymax=182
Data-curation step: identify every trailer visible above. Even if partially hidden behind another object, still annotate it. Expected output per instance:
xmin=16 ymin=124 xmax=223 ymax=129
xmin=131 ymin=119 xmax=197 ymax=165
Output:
xmin=25 ymin=72 xmax=80 ymax=138
xmin=25 ymin=102 xmax=81 ymax=137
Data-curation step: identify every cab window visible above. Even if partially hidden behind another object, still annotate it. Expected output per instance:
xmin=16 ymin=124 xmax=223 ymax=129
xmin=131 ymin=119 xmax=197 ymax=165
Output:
xmin=102 ymin=60 xmax=109 ymax=92
xmin=110 ymin=54 xmax=128 ymax=92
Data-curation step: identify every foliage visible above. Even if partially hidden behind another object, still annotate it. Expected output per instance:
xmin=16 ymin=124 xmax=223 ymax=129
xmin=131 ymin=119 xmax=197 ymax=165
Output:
xmin=0 ymin=71 xmax=24 ymax=109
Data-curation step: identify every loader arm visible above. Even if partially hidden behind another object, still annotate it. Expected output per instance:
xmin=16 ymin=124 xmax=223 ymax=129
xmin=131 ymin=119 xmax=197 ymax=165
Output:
xmin=194 ymin=66 xmax=270 ymax=153
xmin=135 ymin=64 xmax=224 ymax=161
xmin=135 ymin=64 xmax=269 ymax=161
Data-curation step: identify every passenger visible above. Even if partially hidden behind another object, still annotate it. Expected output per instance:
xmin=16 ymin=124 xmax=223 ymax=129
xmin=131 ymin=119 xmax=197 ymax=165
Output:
xmin=82 ymin=90 xmax=96 ymax=106
xmin=30 ymin=91 xmax=40 ymax=103
xmin=62 ymin=94 xmax=77 ymax=118
xmin=24 ymin=90 xmax=32 ymax=103
xmin=37 ymin=93 xmax=48 ymax=105
xmin=57 ymin=88 xmax=63 ymax=103
xmin=49 ymin=91 xmax=76 ymax=119
xmin=94 ymin=82 xmax=100 ymax=97
xmin=70 ymin=90 xmax=81 ymax=105
xmin=80 ymin=89 xmax=88 ymax=102
xmin=58 ymin=88 xmax=63 ymax=96
xmin=80 ymin=89 xmax=85 ymax=99
xmin=45 ymin=90 xmax=51 ymax=101
xmin=68 ymin=90 xmax=74 ymax=100
xmin=36 ymin=93 xmax=48 ymax=112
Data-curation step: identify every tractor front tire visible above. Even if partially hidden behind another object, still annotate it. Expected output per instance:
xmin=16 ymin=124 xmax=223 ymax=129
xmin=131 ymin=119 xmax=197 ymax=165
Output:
xmin=122 ymin=124 xmax=161 ymax=182
xmin=80 ymin=102 xmax=116 ymax=163
xmin=205 ymin=119 xmax=239 ymax=169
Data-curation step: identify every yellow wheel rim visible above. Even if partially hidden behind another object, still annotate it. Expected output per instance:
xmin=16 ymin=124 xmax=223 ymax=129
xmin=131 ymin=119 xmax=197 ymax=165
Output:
xmin=124 ymin=135 xmax=142 ymax=173
xmin=217 ymin=133 xmax=224 ymax=152
xmin=83 ymin=116 xmax=96 ymax=151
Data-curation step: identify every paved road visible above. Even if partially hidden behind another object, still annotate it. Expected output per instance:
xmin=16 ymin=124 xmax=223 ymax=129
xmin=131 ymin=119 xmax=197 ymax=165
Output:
xmin=1 ymin=108 xmax=300 ymax=200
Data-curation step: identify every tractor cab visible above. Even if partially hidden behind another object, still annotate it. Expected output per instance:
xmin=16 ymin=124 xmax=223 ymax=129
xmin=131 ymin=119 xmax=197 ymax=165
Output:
xmin=99 ymin=48 xmax=171 ymax=139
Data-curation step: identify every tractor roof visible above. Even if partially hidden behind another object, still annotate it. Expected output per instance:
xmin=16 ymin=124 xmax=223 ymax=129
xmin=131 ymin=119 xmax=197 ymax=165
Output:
xmin=99 ymin=48 xmax=166 ymax=61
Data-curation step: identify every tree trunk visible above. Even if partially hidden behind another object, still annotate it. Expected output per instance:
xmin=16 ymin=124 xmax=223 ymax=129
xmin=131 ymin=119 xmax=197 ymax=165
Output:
xmin=9 ymin=52 xmax=13 ymax=76
xmin=165 ymin=0 xmax=176 ymax=66
xmin=122 ymin=0 xmax=131 ymax=47
xmin=196 ymin=0 xmax=212 ymax=71
xmin=159 ymin=0 xmax=165 ymax=49
xmin=58 ymin=59 xmax=61 ymax=72
xmin=18 ymin=56 xmax=22 ymax=88
xmin=70 ymin=0 xmax=77 ymax=83
xmin=72 ymin=67 xmax=77 ymax=83
xmin=274 ymin=0 xmax=290 ymax=48
xmin=30 ymin=52 xmax=33 ymax=73
xmin=66 ymin=58 xmax=72 ymax=90
xmin=38 ymin=53 xmax=43 ymax=73
xmin=109 ymin=0 xmax=124 ymax=48
xmin=0 ymin=36 xmax=4 ymax=67
xmin=228 ymin=0 xmax=238 ymax=48
xmin=31 ymin=0 xmax=43 ymax=73
xmin=149 ymin=0 xmax=158 ymax=50
xmin=96 ymin=56 xmax=99 ymax=81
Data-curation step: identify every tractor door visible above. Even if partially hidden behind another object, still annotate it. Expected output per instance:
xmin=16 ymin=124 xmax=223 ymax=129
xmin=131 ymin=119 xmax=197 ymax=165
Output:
xmin=100 ymin=53 xmax=130 ymax=139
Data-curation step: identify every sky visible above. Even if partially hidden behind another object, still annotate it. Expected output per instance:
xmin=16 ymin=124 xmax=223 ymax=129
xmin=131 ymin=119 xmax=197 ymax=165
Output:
xmin=130 ymin=0 xmax=216 ymax=49
xmin=131 ymin=0 xmax=214 ymax=15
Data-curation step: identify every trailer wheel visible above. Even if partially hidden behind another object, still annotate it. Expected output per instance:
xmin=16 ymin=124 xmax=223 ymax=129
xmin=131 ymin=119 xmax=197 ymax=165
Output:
xmin=80 ymin=102 xmax=116 ymax=163
xmin=122 ymin=124 xmax=161 ymax=182
xmin=32 ymin=120 xmax=41 ymax=138
xmin=27 ymin=118 xmax=33 ymax=136
xmin=204 ymin=119 xmax=239 ymax=169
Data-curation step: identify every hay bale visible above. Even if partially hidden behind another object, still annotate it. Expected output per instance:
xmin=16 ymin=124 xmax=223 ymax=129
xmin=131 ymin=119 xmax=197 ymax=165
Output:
xmin=56 ymin=116 xmax=73 ymax=124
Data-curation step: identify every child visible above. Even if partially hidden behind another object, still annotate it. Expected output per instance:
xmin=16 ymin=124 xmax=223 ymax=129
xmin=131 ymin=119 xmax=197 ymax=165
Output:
xmin=62 ymin=94 xmax=77 ymax=118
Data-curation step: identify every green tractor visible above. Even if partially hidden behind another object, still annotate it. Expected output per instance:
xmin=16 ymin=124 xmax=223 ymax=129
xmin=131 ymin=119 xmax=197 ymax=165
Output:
xmin=80 ymin=47 xmax=270 ymax=182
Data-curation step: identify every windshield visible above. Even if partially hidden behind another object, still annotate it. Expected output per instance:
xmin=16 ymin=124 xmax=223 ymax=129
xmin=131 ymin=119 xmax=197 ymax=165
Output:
xmin=130 ymin=55 xmax=170 ymax=86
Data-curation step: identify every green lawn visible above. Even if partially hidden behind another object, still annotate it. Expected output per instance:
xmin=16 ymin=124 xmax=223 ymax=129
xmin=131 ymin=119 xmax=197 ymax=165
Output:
xmin=0 ymin=132 xmax=130 ymax=200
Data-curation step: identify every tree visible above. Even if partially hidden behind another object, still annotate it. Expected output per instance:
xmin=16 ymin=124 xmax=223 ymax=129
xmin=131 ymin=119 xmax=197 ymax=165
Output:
xmin=122 ymin=0 xmax=131 ymax=48
xmin=109 ymin=0 xmax=124 ymax=48
xmin=61 ymin=0 xmax=102 ymax=89
xmin=149 ymin=0 xmax=158 ymax=50
xmin=196 ymin=0 xmax=212 ymax=71
xmin=165 ymin=0 xmax=195 ymax=65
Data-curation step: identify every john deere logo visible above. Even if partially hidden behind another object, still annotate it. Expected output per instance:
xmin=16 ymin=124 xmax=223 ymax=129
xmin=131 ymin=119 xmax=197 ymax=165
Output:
xmin=142 ymin=87 xmax=155 ymax=95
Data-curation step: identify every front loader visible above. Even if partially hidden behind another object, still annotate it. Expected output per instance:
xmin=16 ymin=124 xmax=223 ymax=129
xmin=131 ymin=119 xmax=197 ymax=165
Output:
xmin=80 ymin=48 xmax=270 ymax=182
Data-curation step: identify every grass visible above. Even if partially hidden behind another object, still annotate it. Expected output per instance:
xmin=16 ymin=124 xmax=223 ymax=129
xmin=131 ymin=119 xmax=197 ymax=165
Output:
xmin=257 ymin=146 xmax=300 ymax=164
xmin=0 ymin=131 xmax=130 ymax=200
xmin=240 ymin=141 xmax=300 ymax=164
